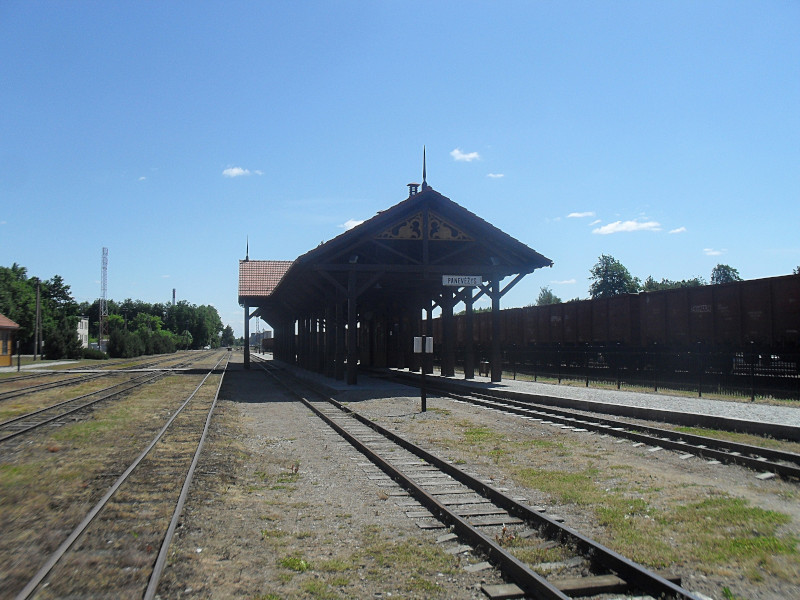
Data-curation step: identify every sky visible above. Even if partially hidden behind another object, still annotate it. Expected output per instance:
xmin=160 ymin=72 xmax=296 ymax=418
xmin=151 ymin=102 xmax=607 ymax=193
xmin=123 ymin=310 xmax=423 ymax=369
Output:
xmin=1 ymin=1 xmax=798 ymax=338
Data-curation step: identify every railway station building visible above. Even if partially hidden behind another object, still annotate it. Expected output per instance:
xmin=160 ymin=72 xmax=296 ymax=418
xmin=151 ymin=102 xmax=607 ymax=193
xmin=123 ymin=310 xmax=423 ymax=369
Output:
xmin=238 ymin=178 xmax=552 ymax=385
xmin=0 ymin=313 xmax=20 ymax=367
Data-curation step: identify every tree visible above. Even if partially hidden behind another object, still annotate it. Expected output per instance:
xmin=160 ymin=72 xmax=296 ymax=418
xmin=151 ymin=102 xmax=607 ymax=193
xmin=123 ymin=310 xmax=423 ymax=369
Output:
xmin=44 ymin=315 xmax=83 ymax=359
xmin=793 ymin=266 xmax=799 ymax=275
xmin=535 ymin=286 xmax=562 ymax=306
xmin=710 ymin=264 xmax=742 ymax=285
xmin=589 ymin=255 xmax=641 ymax=298
xmin=641 ymin=276 xmax=707 ymax=292
xmin=220 ymin=325 xmax=235 ymax=346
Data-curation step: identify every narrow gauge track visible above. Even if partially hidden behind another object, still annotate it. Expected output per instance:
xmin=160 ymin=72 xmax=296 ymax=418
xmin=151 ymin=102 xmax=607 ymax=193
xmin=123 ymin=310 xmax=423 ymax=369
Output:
xmin=10 ymin=351 xmax=229 ymax=600
xmin=0 ymin=353 xmax=198 ymax=403
xmin=386 ymin=374 xmax=800 ymax=482
xmin=253 ymin=357 xmax=702 ymax=600
xmin=0 ymin=353 xmax=212 ymax=444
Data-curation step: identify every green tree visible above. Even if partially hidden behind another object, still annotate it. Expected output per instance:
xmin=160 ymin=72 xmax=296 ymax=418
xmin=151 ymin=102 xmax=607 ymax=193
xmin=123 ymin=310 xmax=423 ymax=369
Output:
xmin=793 ymin=266 xmax=799 ymax=275
xmin=589 ymin=255 xmax=641 ymax=298
xmin=534 ymin=286 xmax=562 ymax=306
xmin=641 ymin=276 xmax=707 ymax=292
xmin=710 ymin=264 xmax=742 ymax=285
xmin=220 ymin=325 xmax=235 ymax=346
xmin=44 ymin=315 xmax=83 ymax=359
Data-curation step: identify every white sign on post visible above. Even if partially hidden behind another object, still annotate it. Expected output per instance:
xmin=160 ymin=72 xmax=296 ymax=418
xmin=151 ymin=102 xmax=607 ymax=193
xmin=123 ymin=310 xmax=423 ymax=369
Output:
xmin=442 ymin=275 xmax=481 ymax=287
xmin=413 ymin=336 xmax=433 ymax=354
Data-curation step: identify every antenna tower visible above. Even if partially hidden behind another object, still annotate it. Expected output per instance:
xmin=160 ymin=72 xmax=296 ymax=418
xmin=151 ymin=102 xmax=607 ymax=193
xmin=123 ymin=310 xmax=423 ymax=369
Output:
xmin=99 ymin=247 xmax=109 ymax=350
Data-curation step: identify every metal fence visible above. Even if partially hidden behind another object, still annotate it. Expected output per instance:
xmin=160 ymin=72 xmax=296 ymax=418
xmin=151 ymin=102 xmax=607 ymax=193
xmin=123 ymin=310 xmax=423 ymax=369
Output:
xmin=449 ymin=345 xmax=800 ymax=401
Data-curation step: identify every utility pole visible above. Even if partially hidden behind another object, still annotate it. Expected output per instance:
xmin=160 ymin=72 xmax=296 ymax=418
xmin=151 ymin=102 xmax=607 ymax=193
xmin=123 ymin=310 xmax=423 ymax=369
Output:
xmin=99 ymin=247 xmax=109 ymax=351
xmin=34 ymin=278 xmax=41 ymax=360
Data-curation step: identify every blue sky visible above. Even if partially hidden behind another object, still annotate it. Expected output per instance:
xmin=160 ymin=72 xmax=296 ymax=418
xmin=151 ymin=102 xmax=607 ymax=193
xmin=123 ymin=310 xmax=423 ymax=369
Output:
xmin=2 ymin=1 xmax=798 ymax=337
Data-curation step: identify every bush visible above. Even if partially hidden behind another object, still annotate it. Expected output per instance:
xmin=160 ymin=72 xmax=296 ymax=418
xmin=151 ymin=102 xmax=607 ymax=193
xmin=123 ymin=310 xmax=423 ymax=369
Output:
xmin=81 ymin=348 xmax=108 ymax=360
xmin=107 ymin=329 xmax=145 ymax=358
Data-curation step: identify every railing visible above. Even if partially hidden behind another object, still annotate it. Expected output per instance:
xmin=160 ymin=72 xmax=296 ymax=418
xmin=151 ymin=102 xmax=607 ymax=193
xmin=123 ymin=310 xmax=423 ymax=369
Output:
xmin=444 ymin=345 xmax=800 ymax=401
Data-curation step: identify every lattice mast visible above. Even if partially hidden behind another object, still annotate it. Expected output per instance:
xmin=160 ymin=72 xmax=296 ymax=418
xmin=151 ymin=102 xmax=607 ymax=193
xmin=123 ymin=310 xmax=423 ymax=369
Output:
xmin=99 ymin=247 xmax=109 ymax=350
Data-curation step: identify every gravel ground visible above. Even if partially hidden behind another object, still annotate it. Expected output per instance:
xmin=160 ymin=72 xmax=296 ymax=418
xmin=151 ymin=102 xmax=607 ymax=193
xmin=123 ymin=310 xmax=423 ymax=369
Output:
xmin=157 ymin=355 xmax=800 ymax=600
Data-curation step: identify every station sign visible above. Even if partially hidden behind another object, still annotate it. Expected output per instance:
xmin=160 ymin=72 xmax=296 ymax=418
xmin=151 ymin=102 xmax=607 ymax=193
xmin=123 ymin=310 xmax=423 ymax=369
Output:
xmin=442 ymin=275 xmax=482 ymax=287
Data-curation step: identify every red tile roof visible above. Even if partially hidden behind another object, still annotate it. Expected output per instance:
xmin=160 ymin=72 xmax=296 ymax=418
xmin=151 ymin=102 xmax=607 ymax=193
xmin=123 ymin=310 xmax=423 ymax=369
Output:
xmin=0 ymin=314 xmax=20 ymax=329
xmin=238 ymin=260 xmax=294 ymax=298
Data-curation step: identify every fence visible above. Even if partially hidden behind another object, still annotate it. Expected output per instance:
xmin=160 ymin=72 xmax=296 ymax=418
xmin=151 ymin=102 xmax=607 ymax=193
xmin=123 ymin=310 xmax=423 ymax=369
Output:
xmin=448 ymin=345 xmax=800 ymax=401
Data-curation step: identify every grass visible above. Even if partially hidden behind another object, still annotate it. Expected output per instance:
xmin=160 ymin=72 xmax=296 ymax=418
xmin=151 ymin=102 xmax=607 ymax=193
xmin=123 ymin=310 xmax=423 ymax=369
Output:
xmin=279 ymin=555 xmax=312 ymax=572
xmin=673 ymin=425 xmax=800 ymax=454
xmin=446 ymin=417 xmax=800 ymax=580
xmin=262 ymin=523 xmax=457 ymax=598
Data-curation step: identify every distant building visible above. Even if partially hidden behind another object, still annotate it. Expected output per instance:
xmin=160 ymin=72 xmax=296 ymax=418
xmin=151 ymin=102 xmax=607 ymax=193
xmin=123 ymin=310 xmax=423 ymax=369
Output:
xmin=0 ymin=313 xmax=20 ymax=367
xmin=249 ymin=330 xmax=272 ymax=347
xmin=77 ymin=317 xmax=89 ymax=349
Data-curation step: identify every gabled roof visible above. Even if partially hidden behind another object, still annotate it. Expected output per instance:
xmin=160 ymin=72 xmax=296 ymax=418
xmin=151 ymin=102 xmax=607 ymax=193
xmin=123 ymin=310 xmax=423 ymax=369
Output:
xmin=238 ymin=260 xmax=293 ymax=304
xmin=0 ymin=314 xmax=20 ymax=330
xmin=284 ymin=186 xmax=551 ymax=278
xmin=246 ymin=186 xmax=552 ymax=323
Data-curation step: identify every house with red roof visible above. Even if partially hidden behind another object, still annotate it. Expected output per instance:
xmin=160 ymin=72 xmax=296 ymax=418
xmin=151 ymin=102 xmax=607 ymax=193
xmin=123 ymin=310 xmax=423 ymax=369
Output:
xmin=0 ymin=313 xmax=20 ymax=367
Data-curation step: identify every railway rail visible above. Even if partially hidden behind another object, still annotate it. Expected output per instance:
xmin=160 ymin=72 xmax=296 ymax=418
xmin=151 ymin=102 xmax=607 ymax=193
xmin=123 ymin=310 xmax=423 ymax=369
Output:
xmin=0 ymin=353 xmax=210 ymax=444
xmin=253 ymin=356 xmax=705 ymax=600
xmin=7 ymin=351 xmax=229 ymax=600
xmin=0 ymin=353 xmax=198 ymax=403
xmin=384 ymin=370 xmax=800 ymax=482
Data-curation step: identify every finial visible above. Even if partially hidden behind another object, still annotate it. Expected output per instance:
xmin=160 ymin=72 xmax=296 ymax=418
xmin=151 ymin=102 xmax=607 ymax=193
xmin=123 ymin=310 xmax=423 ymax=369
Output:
xmin=246 ymin=236 xmax=249 ymax=261
xmin=421 ymin=146 xmax=428 ymax=190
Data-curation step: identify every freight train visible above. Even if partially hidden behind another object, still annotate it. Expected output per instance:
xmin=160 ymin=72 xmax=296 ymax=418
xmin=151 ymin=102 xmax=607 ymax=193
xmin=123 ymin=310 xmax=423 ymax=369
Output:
xmin=436 ymin=274 xmax=800 ymax=371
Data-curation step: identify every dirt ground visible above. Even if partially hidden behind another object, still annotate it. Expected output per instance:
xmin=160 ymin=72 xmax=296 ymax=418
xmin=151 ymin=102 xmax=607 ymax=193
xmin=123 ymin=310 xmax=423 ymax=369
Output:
xmin=156 ymin=358 xmax=800 ymax=600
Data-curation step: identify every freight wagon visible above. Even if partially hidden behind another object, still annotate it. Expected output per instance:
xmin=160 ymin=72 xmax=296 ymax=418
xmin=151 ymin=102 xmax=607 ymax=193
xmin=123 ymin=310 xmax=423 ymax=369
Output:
xmin=444 ymin=274 xmax=799 ymax=352
xmin=435 ymin=275 xmax=800 ymax=395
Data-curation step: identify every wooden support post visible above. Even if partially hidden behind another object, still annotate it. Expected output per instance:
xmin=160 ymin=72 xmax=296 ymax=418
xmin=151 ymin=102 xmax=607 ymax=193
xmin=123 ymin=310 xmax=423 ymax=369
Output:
xmin=425 ymin=299 xmax=434 ymax=375
xmin=244 ymin=304 xmax=250 ymax=369
xmin=464 ymin=289 xmax=475 ymax=379
xmin=325 ymin=305 xmax=335 ymax=377
xmin=491 ymin=278 xmax=502 ymax=382
xmin=335 ymin=300 xmax=345 ymax=380
xmin=347 ymin=269 xmax=358 ymax=385
xmin=442 ymin=290 xmax=455 ymax=377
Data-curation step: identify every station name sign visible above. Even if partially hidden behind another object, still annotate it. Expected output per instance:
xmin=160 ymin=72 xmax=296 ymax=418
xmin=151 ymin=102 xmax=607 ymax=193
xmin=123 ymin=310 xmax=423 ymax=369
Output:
xmin=442 ymin=275 xmax=482 ymax=287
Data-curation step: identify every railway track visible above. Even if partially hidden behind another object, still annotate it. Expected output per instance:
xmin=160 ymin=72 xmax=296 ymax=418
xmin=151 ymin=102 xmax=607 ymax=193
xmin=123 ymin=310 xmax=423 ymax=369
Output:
xmin=382 ymin=371 xmax=800 ymax=482
xmin=0 ymin=354 xmax=210 ymax=444
xmin=0 ymin=353 xmax=197 ymax=403
xmin=6 ymin=352 xmax=229 ymax=600
xmin=253 ymin=357 xmax=704 ymax=600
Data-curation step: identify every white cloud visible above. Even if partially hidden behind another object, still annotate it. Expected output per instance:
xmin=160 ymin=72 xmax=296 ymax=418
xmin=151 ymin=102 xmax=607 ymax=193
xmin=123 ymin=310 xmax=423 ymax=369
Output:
xmin=589 ymin=219 xmax=601 ymax=226
xmin=340 ymin=219 xmax=364 ymax=230
xmin=487 ymin=173 xmax=504 ymax=178
xmin=551 ymin=279 xmax=576 ymax=285
xmin=567 ymin=211 xmax=595 ymax=218
xmin=138 ymin=176 xmax=147 ymax=181
xmin=592 ymin=220 xmax=662 ymax=235
xmin=704 ymin=248 xmax=725 ymax=256
xmin=223 ymin=166 xmax=253 ymax=177
xmin=450 ymin=148 xmax=480 ymax=162
xmin=669 ymin=227 xmax=687 ymax=234
xmin=161 ymin=274 xmax=170 ymax=279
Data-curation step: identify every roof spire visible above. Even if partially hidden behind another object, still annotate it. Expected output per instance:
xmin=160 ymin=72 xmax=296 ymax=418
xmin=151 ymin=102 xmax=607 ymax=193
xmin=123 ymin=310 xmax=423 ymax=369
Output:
xmin=421 ymin=146 xmax=428 ymax=190
xmin=246 ymin=236 xmax=249 ymax=261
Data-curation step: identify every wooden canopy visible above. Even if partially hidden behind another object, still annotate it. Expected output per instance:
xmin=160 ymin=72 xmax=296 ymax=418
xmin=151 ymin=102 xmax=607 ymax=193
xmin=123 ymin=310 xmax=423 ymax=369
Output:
xmin=239 ymin=185 xmax=552 ymax=383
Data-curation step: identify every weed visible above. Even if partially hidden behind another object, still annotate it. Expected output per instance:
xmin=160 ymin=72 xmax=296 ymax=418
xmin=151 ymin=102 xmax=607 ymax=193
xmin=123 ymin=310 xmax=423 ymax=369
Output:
xmin=301 ymin=580 xmax=339 ymax=599
xmin=279 ymin=555 xmax=312 ymax=572
xmin=722 ymin=587 xmax=746 ymax=600
xmin=495 ymin=525 xmax=515 ymax=545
